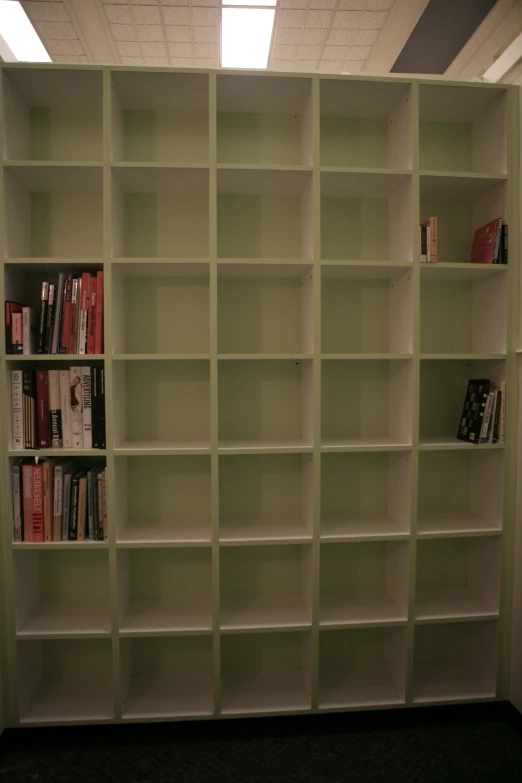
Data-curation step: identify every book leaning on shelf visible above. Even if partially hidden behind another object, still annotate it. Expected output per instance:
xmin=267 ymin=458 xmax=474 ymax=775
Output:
xmin=419 ymin=217 xmax=438 ymax=262
xmin=11 ymin=367 xmax=106 ymax=452
xmin=470 ymin=219 xmax=508 ymax=264
xmin=4 ymin=270 xmax=104 ymax=355
xmin=12 ymin=458 xmax=107 ymax=543
xmin=457 ymin=378 xmax=506 ymax=445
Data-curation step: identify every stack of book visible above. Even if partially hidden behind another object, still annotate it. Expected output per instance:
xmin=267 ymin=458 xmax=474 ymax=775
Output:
xmin=12 ymin=459 xmax=107 ymax=543
xmin=470 ymin=219 xmax=508 ymax=264
xmin=457 ymin=378 xmax=506 ymax=444
xmin=420 ymin=217 xmax=438 ymax=262
xmin=12 ymin=367 xmax=105 ymax=451
xmin=5 ymin=270 xmax=104 ymax=355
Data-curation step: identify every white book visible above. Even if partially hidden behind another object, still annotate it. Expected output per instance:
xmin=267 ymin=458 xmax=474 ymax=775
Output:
xmin=11 ymin=370 xmax=23 ymax=450
xmin=22 ymin=307 xmax=37 ymax=355
xmin=59 ymin=370 xmax=73 ymax=449
xmin=82 ymin=367 xmax=92 ymax=449
xmin=12 ymin=461 xmax=22 ymax=542
xmin=48 ymin=370 xmax=62 ymax=448
xmin=479 ymin=392 xmax=495 ymax=443
xmin=70 ymin=366 xmax=83 ymax=449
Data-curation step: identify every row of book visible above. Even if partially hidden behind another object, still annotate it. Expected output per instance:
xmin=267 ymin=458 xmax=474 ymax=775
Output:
xmin=457 ymin=378 xmax=506 ymax=444
xmin=5 ymin=271 xmax=104 ymax=355
xmin=12 ymin=368 xmax=106 ymax=451
xmin=12 ymin=459 xmax=108 ymax=543
xmin=419 ymin=217 xmax=509 ymax=264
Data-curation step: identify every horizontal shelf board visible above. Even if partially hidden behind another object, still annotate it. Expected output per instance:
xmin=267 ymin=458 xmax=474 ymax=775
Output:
xmin=321 ymin=517 xmax=409 ymax=542
xmin=412 ymin=675 xmax=496 ymax=705
xmin=122 ymin=673 xmax=214 ymax=720
xmin=221 ymin=671 xmax=310 ymax=716
xmin=419 ymin=172 xmax=506 ymax=198
xmin=417 ymin=513 xmax=502 ymax=538
xmin=219 ymin=440 xmax=313 ymax=455
xmin=5 ymin=258 xmax=104 ymax=266
xmin=219 ymin=520 xmax=313 ymax=545
xmin=8 ymin=449 xmax=107 ymax=457
xmin=17 ymin=603 xmax=110 ymax=637
xmin=420 ymin=354 xmax=506 ymax=361
xmin=218 ymin=354 xmax=313 ymax=361
xmin=6 ymin=354 xmax=105 ymax=362
xmin=113 ymin=354 xmax=210 ymax=361
xmin=112 ymin=257 xmax=210 ymax=265
xmin=220 ymin=597 xmax=312 ymax=631
xmin=321 ymin=170 xmax=411 ymax=198
xmin=319 ymin=668 xmax=405 ymax=710
xmin=112 ymin=161 xmax=209 ymax=170
xmin=117 ymin=523 xmax=212 ymax=547
xmin=420 ymin=262 xmax=508 ymax=281
xmin=320 ymin=592 xmax=407 ymax=627
xmin=419 ymin=438 xmax=504 ymax=452
xmin=217 ymin=258 xmax=309 ymax=267
xmin=12 ymin=541 xmax=109 ymax=550
xmin=322 ymin=354 xmax=412 ymax=361
xmin=6 ymin=160 xmax=103 ymax=168
xmin=320 ymin=166 xmax=412 ymax=176
xmin=5 ymin=163 xmax=103 ymax=192
xmin=414 ymin=588 xmax=499 ymax=622
xmin=115 ymin=441 xmax=211 ymax=456
xmin=120 ymin=600 xmax=213 ymax=635
xmin=218 ymin=163 xmax=313 ymax=173
xmin=321 ymin=438 xmax=412 ymax=453
xmin=20 ymin=676 xmax=114 ymax=725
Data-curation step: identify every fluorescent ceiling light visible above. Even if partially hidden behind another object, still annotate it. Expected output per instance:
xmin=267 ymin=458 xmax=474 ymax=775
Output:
xmin=223 ymin=0 xmax=277 ymax=6
xmin=482 ymin=32 xmax=522 ymax=82
xmin=0 ymin=0 xmax=50 ymax=62
xmin=221 ymin=7 xmax=275 ymax=69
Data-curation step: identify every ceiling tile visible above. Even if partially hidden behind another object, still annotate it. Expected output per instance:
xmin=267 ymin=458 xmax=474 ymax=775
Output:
xmin=105 ymin=5 xmax=133 ymax=23
xmin=305 ymin=10 xmax=333 ymax=27
xmin=121 ymin=56 xmax=145 ymax=64
xmin=70 ymin=39 xmax=84 ymax=55
xmin=23 ymin=2 xmax=63 ymax=22
xmin=366 ymin=0 xmax=393 ymax=7
xmin=297 ymin=44 xmax=321 ymax=59
xmin=34 ymin=20 xmax=67 ymax=38
xmin=191 ymin=0 xmax=219 ymax=5
xmin=141 ymin=41 xmax=168 ymax=56
xmin=54 ymin=54 xmax=81 ymax=63
xmin=296 ymin=60 xmax=318 ymax=70
xmin=194 ymin=26 xmax=218 ymax=42
xmin=272 ymin=44 xmax=298 ymax=59
xmin=349 ymin=44 xmax=371 ymax=59
xmin=137 ymin=24 xmax=165 ymax=40
xmin=319 ymin=60 xmax=343 ymax=72
xmin=360 ymin=10 xmax=387 ymax=27
xmin=170 ymin=56 xmax=195 ymax=65
xmin=274 ymin=27 xmax=302 ymax=44
xmin=326 ymin=28 xmax=355 ymax=44
xmin=62 ymin=22 xmax=78 ymax=38
xmin=145 ymin=55 xmax=170 ymax=64
xmin=111 ymin=23 xmax=139 ymax=41
xmin=337 ymin=0 xmax=368 ymax=8
xmin=322 ymin=44 xmax=350 ymax=59
xmin=132 ymin=0 xmax=159 ymax=4
xmin=271 ymin=59 xmax=293 ymax=70
xmin=163 ymin=7 xmax=191 ymax=24
xmin=169 ymin=42 xmax=193 ymax=56
xmin=333 ymin=10 xmax=363 ymax=28
xmin=105 ymin=0 xmax=130 ymax=4
xmin=278 ymin=10 xmax=307 ymax=27
xmin=166 ymin=25 xmax=193 ymax=41
xmin=195 ymin=57 xmax=219 ymax=67
xmin=45 ymin=38 xmax=73 ymax=55
xmin=192 ymin=7 xmax=219 ymax=25
xmin=343 ymin=58 xmax=364 ymax=71
xmin=77 ymin=55 xmax=89 ymax=63
xmin=161 ymin=0 xmax=192 ymax=4
xmin=309 ymin=0 xmax=336 ymax=8
xmin=117 ymin=40 xmax=142 ymax=55
xmin=195 ymin=42 xmax=218 ymax=57
xmin=353 ymin=27 xmax=379 ymax=44
xmin=301 ymin=28 xmax=327 ymax=44
xmin=279 ymin=0 xmax=309 ymax=8
xmin=132 ymin=5 xmax=162 ymax=23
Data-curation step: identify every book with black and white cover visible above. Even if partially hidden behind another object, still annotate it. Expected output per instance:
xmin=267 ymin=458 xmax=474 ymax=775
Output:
xmin=99 ymin=367 xmax=106 ymax=449
xmin=91 ymin=367 xmax=99 ymax=448
xmin=480 ymin=391 xmax=495 ymax=443
xmin=22 ymin=307 xmax=38 ymax=355
xmin=44 ymin=283 xmax=55 ymax=354
xmin=62 ymin=468 xmax=73 ymax=540
xmin=82 ymin=366 xmax=92 ymax=449
xmin=69 ymin=367 xmax=83 ymax=449
xmin=11 ymin=370 xmax=23 ymax=450
xmin=12 ymin=460 xmax=23 ymax=542
xmin=51 ymin=273 xmax=65 ymax=354
xmin=68 ymin=470 xmax=84 ymax=540
xmin=59 ymin=370 xmax=73 ymax=449
xmin=457 ymin=379 xmax=490 ymax=444
xmin=48 ymin=370 xmax=62 ymax=448
xmin=37 ymin=281 xmax=49 ymax=354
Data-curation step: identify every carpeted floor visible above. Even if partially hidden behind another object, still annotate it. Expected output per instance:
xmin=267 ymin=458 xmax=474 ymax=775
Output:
xmin=1 ymin=704 xmax=522 ymax=783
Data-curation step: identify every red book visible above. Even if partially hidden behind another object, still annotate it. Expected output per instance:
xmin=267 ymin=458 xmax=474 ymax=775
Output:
xmin=32 ymin=464 xmax=44 ymax=543
xmin=60 ymin=276 xmax=73 ymax=353
xmin=94 ymin=271 xmax=104 ymax=355
xmin=43 ymin=460 xmax=54 ymax=542
xmin=87 ymin=277 xmax=97 ymax=354
xmin=36 ymin=370 xmax=50 ymax=448
xmin=470 ymin=219 xmax=501 ymax=264
xmin=22 ymin=463 xmax=33 ymax=542
xmin=5 ymin=301 xmax=23 ymax=354
xmin=79 ymin=272 xmax=90 ymax=355
xmin=12 ymin=311 xmax=23 ymax=353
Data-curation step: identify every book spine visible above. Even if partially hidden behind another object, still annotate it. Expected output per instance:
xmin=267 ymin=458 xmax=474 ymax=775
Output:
xmin=492 ymin=390 xmax=502 ymax=444
xmin=59 ymin=370 xmax=73 ymax=449
xmin=12 ymin=462 xmax=22 ymax=543
xmin=487 ymin=390 xmax=498 ymax=443
xmin=96 ymin=470 xmax=103 ymax=540
xmin=503 ymin=224 xmax=508 ymax=264
xmin=87 ymin=278 xmax=97 ymax=355
xmin=70 ymin=367 xmax=84 ymax=449
xmin=62 ymin=472 xmax=72 ymax=541
xmin=37 ymin=282 xmax=49 ymax=354
xmin=99 ymin=367 xmax=106 ymax=449
xmin=479 ymin=392 xmax=495 ymax=443
xmin=32 ymin=464 xmax=44 ymax=543
xmin=51 ymin=273 xmax=65 ymax=354
xmin=48 ymin=370 xmax=63 ymax=448
xmin=82 ymin=366 xmax=92 ymax=449
xmin=69 ymin=474 xmax=80 ymax=540
xmin=69 ymin=278 xmax=79 ymax=355
xmin=11 ymin=370 xmax=23 ymax=450
xmin=102 ymin=468 xmax=108 ymax=540
xmin=420 ymin=224 xmax=427 ymax=262
xmin=87 ymin=470 xmax=94 ymax=540
xmin=79 ymin=273 xmax=90 ymax=355
xmin=60 ymin=276 xmax=73 ymax=354
xmin=5 ymin=301 xmax=12 ymax=354
xmin=77 ymin=476 xmax=87 ymax=541
xmin=430 ymin=217 xmax=437 ymax=263
xmin=94 ymin=271 xmax=104 ymax=355
xmin=36 ymin=370 xmax=50 ymax=449
xmin=91 ymin=367 xmax=99 ymax=449
xmin=493 ymin=219 xmax=503 ymax=264
xmin=22 ymin=307 xmax=36 ymax=355
xmin=499 ymin=381 xmax=506 ymax=442
xmin=12 ymin=311 xmax=23 ymax=353
xmin=44 ymin=284 xmax=55 ymax=354
xmin=53 ymin=463 xmax=64 ymax=541
xmin=22 ymin=464 xmax=33 ymax=542
xmin=23 ymin=370 xmax=35 ymax=449
xmin=426 ymin=224 xmax=431 ymax=263
xmin=43 ymin=460 xmax=53 ymax=542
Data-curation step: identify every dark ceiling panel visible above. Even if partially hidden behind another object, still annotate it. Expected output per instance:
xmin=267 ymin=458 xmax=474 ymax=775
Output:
xmin=392 ymin=0 xmax=496 ymax=75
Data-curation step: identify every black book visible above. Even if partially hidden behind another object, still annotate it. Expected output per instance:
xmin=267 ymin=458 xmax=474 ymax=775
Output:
xmin=502 ymin=224 xmax=508 ymax=264
xmin=44 ymin=283 xmax=55 ymax=354
xmin=60 ymin=276 xmax=73 ymax=353
xmin=457 ymin=379 xmax=490 ymax=444
xmin=37 ymin=282 xmax=49 ymax=354
xmin=99 ymin=367 xmax=106 ymax=449
xmin=492 ymin=388 xmax=502 ymax=443
xmin=22 ymin=370 xmax=36 ymax=449
xmin=68 ymin=470 xmax=84 ymax=540
xmin=91 ymin=367 xmax=99 ymax=449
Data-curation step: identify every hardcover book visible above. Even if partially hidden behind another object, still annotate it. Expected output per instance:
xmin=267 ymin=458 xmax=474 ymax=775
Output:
xmin=457 ymin=379 xmax=490 ymax=444
xmin=37 ymin=281 xmax=49 ymax=354
xmin=11 ymin=370 xmax=23 ymax=450
xmin=59 ymin=370 xmax=73 ymax=449
xmin=69 ymin=366 xmax=83 ymax=449
xmin=36 ymin=370 xmax=50 ymax=449
xmin=22 ymin=463 xmax=33 ymax=542
xmin=48 ymin=370 xmax=63 ymax=448
xmin=22 ymin=307 xmax=38 ymax=355
xmin=5 ymin=301 xmax=23 ymax=354
xmin=12 ymin=461 xmax=23 ymax=543
xmin=12 ymin=311 xmax=23 ymax=354
xmin=82 ymin=366 xmax=92 ymax=449
xmin=23 ymin=370 xmax=36 ymax=449
xmin=470 ymin=219 xmax=502 ymax=264
xmin=32 ymin=463 xmax=44 ymax=543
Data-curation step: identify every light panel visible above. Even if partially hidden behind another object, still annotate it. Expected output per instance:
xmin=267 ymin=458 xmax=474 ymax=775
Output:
xmin=0 ymin=0 xmax=50 ymax=62
xmin=221 ymin=7 xmax=275 ymax=69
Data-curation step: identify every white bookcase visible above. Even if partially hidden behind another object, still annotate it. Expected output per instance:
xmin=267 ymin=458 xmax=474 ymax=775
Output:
xmin=0 ymin=64 xmax=518 ymax=726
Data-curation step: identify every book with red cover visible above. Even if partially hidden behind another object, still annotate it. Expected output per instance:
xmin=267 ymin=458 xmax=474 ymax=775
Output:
xmin=22 ymin=463 xmax=33 ymax=542
xmin=5 ymin=301 xmax=24 ymax=354
xmin=60 ymin=275 xmax=73 ymax=353
xmin=12 ymin=311 xmax=23 ymax=353
xmin=94 ymin=271 xmax=103 ymax=355
xmin=87 ymin=276 xmax=97 ymax=354
xmin=36 ymin=370 xmax=50 ymax=448
xmin=79 ymin=272 xmax=90 ymax=355
xmin=470 ymin=219 xmax=501 ymax=264
xmin=43 ymin=460 xmax=54 ymax=542
xmin=32 ymin=463 xmax=44 ymax=543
